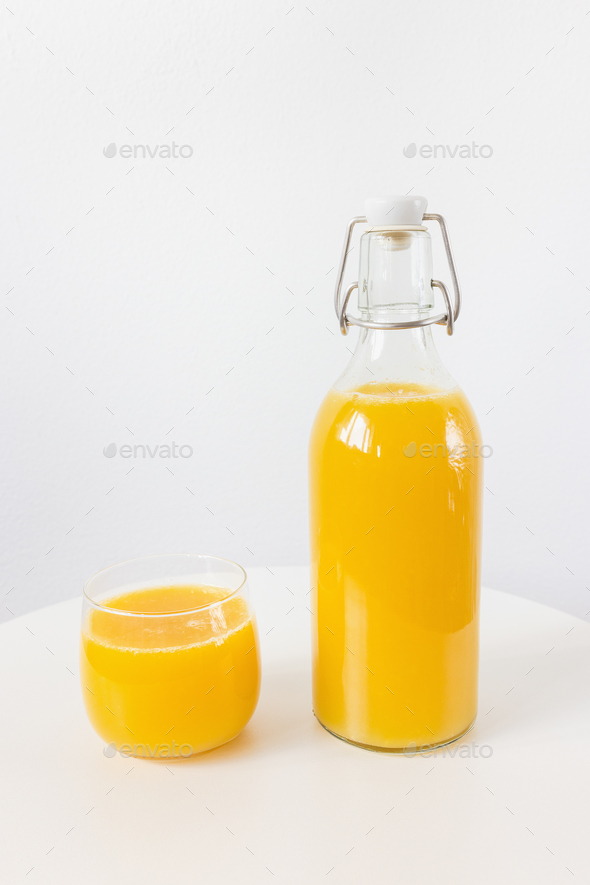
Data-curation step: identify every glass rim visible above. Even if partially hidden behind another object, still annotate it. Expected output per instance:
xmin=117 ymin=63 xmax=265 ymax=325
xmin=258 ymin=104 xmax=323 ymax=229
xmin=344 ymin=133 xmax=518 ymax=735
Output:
xmin=83 ymin=553 xmax=248 ymax=618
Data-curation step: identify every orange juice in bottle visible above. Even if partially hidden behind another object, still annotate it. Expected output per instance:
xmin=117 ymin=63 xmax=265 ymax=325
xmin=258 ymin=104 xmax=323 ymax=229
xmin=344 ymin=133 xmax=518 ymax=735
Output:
xmin=309 ymin=196 xmax=483 ymax=752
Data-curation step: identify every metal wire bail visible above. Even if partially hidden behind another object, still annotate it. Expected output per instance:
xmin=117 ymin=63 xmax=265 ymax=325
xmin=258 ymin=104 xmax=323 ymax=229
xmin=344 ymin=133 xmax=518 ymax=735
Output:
xmin=333 ymin=213 xmax=461 ymax=336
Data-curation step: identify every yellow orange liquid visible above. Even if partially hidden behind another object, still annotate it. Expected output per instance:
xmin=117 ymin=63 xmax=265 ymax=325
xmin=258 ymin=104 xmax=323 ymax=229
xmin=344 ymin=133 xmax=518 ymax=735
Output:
xmin=80 ymin=584 xmax=260 ymax=756
xmin=309 ymin=382 xmax=483 ymax=751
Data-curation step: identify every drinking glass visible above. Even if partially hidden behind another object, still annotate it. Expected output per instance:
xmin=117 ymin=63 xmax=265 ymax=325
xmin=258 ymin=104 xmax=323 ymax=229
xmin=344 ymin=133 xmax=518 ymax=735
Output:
xmin=80 ymin=554 xmax=260 ymax=757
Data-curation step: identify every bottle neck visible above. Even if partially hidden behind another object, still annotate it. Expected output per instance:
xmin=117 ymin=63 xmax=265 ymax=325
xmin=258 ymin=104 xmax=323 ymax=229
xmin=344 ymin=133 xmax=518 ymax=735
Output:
xmin=335 ymin=228 xmax=456 ymax=395
xmin=335 ymin=325 xmax=455 ymax=394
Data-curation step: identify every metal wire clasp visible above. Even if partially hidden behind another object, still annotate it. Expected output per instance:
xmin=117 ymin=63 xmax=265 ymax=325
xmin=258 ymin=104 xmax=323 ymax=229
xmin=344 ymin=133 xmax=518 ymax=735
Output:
xmin=334 ymin=213 xmax=461 ymax=336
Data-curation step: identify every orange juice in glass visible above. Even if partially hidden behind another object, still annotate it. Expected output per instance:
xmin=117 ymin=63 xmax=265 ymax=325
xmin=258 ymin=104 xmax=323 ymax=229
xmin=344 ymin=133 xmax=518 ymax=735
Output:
xmin=80 ymin=554 xmax=260 ymax=757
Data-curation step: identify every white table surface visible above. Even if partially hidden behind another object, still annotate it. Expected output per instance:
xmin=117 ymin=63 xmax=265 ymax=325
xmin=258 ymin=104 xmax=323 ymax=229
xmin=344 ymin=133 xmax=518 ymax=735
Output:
xmin=1 ymin=566 xmax=589 ymax=884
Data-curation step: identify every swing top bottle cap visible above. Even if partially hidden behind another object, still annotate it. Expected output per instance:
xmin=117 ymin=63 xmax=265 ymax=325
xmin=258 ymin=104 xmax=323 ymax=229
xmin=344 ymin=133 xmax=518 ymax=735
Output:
xmin=364 ymin=195 xmax=427 ymax=227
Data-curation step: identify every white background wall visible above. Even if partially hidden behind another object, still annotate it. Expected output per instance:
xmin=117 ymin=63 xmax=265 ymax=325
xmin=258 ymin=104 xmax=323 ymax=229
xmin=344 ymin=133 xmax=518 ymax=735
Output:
xmin=1 ymin=0 xmax=589 ymax=622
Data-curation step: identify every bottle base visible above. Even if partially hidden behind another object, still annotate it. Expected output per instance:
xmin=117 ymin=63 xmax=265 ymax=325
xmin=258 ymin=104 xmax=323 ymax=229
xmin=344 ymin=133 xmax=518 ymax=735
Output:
xmin=314 ymin=714 xmax=476 ymax=755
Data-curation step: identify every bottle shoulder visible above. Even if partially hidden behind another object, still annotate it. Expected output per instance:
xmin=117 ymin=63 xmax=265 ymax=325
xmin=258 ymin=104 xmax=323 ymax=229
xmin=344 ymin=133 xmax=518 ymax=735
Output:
xmin=310 ymin=382 xmax=481 ymax=452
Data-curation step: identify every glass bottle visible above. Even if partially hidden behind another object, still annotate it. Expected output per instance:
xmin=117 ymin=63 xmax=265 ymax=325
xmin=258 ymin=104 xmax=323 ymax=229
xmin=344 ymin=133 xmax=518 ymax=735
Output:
xmin=309 ymin=195 xmax=483 ymax=752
